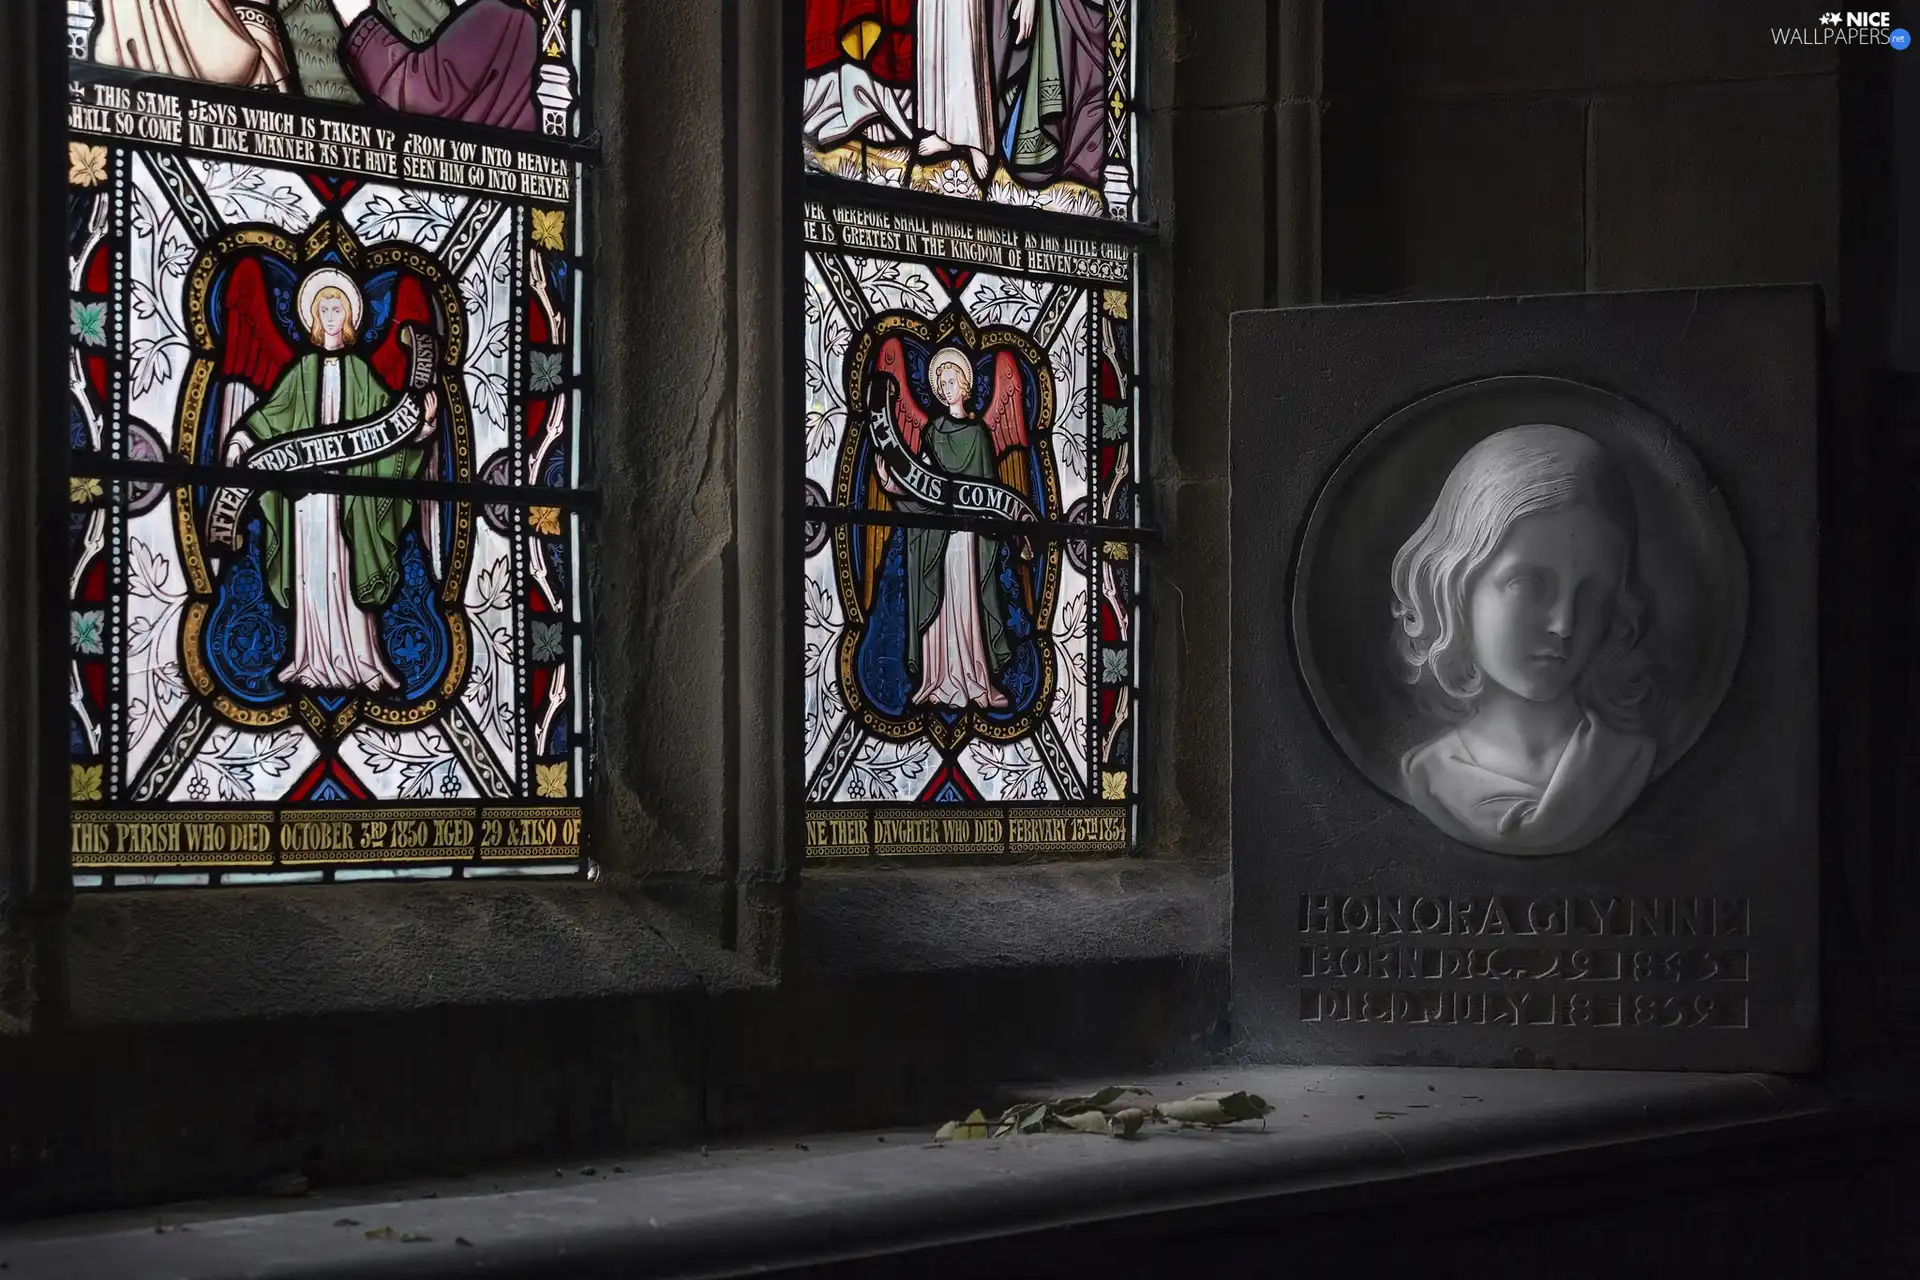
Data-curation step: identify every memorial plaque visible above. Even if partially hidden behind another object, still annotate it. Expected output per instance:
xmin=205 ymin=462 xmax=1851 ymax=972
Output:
xmin=1230 ymin=288 xmax=1818 ymax=1071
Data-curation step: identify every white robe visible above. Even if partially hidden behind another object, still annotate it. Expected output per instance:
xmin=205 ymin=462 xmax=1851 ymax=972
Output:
xmin=802 ymin=61 xmax=914 ymax=149
xmin=915 ymin=0 xmax=995 ymax=156
xmin=276 ymin=358 xmax=402 ymax=693
xmin=912 ymin=530 xmax=1007 ymax=709
xmin=92 ymin=0 xmax=290 ymax=90
xmin=1400 ymin=710 xmax=1656 ymax=856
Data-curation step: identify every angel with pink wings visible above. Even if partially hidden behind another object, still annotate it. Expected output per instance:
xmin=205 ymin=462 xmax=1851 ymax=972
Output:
xmin=866 ymin=340 xmax=1037 ymax=711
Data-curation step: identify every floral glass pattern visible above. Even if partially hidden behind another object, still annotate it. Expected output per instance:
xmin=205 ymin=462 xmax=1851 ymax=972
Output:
xmin=798 ymin=3 xmax=1144 ymax=859
xmin=66 ymin=3 xmax=592 ymax=885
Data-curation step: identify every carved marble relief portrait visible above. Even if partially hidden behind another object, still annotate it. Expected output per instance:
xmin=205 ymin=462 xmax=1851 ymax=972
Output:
xmin=1291 ymin=377 xmax=1749 ymax=857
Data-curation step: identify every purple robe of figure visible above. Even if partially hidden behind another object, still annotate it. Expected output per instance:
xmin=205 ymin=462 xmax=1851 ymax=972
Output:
xmin=344 ymin=0 xmax=538 ymax=132
xmin=986 ymin=0 xmax=1107 ymax=190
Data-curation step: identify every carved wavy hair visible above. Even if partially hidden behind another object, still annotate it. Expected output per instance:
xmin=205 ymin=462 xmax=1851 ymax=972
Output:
xmin=1388 ymin=424 xmax=1663 ymax=728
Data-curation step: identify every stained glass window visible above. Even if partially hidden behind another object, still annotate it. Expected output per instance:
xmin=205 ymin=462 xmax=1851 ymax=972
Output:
xmin=65 ymin=0 xmax=592 ymax=886
xmin=803 ymin=0 xmax=1136 ymax=218
xmin=800 ymin=1 xmax=1145 ymax=859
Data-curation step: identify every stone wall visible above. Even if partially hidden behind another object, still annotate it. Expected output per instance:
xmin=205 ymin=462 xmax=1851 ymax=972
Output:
xmin=0 ymin=0 xmax=1900 ymax=1221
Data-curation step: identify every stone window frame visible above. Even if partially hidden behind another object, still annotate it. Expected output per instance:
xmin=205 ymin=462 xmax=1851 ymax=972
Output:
xmin=0 ymin=0 xmax=1236 ymax=1034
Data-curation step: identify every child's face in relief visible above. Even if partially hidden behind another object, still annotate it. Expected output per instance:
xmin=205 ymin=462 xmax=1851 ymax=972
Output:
xmin=1466 ymin=504 xmax=1624 ymax=703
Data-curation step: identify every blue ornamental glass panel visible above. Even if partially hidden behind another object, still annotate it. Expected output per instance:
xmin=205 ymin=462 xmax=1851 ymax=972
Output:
xmin=799 ymin=211 xmax=1139 ymax=857
xmin=66 ymin=4 xmax=593 ymax=884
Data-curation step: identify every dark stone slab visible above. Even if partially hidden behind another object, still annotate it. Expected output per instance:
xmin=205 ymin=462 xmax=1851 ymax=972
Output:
xmin=1230 ymin=287 xmax=1820 ymax=1071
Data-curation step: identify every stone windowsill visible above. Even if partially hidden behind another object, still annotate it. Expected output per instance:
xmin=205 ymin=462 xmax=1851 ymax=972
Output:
xmin=53 ymin=861 xmax=1229 ymax=1026
xmin=0 ymin=1065 xmax=1856 ymax=1279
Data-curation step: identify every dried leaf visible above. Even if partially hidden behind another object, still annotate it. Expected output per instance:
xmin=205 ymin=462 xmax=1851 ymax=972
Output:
xmin=934 ymin=1108 xmax=990 ymax=1141
xmin=400 ymin=1232 xmax=432 ymax=1244
xmin=1013 ymin=1104 xmax=1053 ymax=1135
xmin=332 ymin=1218 xmax=360 ymax=1228
xmin=364 ymin=1227 xmax=396 ymax=1241
xmin=1154 ymin=1091 xmax=1274 ymax=1127
xmin=1109 ymin=1107 xmax=1149 ymax=1138
xmin=1055 ymin=1085 xmax=1152 ymax=1116
xmin=1055 ymin=1110 xmax=1115 ymax=1136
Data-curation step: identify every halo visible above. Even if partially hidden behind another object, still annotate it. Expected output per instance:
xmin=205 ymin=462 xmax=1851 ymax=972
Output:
xmin=296 ymin=268 xmax=364 ymax=330
xmin=927 ymin=346 xmax=971 ymax=384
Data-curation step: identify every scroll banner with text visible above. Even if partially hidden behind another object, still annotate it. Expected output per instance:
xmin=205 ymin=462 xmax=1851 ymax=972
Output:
xmin=206 ymin=325 xmax=440 ymax=551
xmin=865 ymin=380 xmax=1038 ymax=525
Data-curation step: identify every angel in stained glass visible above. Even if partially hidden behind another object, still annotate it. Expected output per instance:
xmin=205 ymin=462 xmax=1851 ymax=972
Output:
xmin=210 ymin=265 xmax=442 ymax=693
xmin=868 ymin=343 xmax=1037 ymax=711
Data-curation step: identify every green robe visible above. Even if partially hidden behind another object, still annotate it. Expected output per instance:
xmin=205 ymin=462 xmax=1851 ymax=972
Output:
xmin=243 ymin=352 xmax=425 ymax=610
xmin=897 ymin=412 xmax=1014 ymax=683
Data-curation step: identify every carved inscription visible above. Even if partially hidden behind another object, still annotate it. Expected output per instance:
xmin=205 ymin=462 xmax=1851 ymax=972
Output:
xmin=71 ymin=805 xmax=583 ymax=867
xmin=805 ymin=805 xmax=1129 ymax=856
xmin=1294 ymin=893 xmax=1754 ymax=1032
xmin=801 ymin=201 xmax=1130 ymax=284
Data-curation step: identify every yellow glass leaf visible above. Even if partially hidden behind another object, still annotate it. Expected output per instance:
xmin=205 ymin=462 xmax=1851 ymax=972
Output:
xmin=1102 ymin=541 xmax=1130 ymax=562
xmin=71 ymin=763 xmax=102 ymax=802
xmin=536 ymin=762 xmax=569 ymax=798
xmin=528 ymin=506 xmax=562 ymax=536
xmin=1109 ymin=90 xmax=1126 ymax=121
xmin=1102 ymin=771 xmax=1128 ymax=800
xmin=69 ymin=476 xmax=103 ymax=504
xmin=841 ymin=19 xmax=883 ymax=61
xmin=1103 ymin=288 xmax=1129 ymax=321
xmin=531 ymin=208 xmax=567 ymax=251
xmin=68 ymin=142 xmax=107 ymax=188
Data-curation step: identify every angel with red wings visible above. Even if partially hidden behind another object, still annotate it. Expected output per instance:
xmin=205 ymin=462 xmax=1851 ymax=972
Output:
xmin=868 ymin=341 xmax=1035 ymax=711
xmin=212 ymin=260 xmax=440 ymax=692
